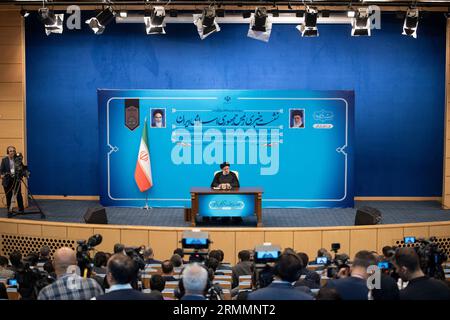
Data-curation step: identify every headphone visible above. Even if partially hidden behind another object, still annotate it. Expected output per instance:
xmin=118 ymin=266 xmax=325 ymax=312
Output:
xmin=273 ymin=252 xmax=304 ymax=283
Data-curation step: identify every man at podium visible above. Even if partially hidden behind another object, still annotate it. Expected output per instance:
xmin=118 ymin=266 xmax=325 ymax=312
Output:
xmin=211 ymin=162 xmax=240 ymax=189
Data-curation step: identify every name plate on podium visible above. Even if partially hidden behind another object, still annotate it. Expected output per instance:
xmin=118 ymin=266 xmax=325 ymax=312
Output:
xmin=198 ymin=194 xmax=255 ymax=217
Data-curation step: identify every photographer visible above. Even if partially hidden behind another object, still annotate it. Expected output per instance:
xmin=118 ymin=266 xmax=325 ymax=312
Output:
xmin=1 ymin=146 xmax=24 ymax=216
xmin=394 ymin=247 xmax=450 ymax=300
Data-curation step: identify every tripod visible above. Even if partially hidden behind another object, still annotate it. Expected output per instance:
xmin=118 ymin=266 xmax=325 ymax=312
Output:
xmin=9 ymin=174 xmax=45 ymax=219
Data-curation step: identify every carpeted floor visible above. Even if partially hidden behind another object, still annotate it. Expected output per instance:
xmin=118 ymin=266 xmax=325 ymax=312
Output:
xmin=1 ymin=200 xmax=450 ymax=228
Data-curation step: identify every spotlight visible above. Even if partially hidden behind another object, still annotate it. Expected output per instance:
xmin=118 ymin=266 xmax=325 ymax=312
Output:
xmin=38 ymin=8 xmax=64 ymax=36
xmin=194 ymin=7 xmax=220 ymax=40
xmin=347 ymin=9 xmax=356 ymax=18
xmin=119 ymin=10 xmax=127 ymax=18
xmin=402 ymin=7 xmax=419 ymax=38
xmin=247 ymin=7 xmax=272 ymax=42
xmin=85 ymin=6 xmax=116 ymax=35
xmin=145 ymin=6 xmax=166 ymax=35
xmin=297 ymin=6 xmax=318 ymax=37
xmin=20 ymin=9 xmax=30 ymax=18
xmin=351 ymin=7 xmax=371 ymax=36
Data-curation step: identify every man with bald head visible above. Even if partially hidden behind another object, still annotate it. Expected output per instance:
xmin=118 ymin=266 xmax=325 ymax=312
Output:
xmin=38 ymin=247 xmax=103 ymax=300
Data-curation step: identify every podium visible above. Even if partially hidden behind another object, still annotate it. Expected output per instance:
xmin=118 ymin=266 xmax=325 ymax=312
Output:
xmin=190 ymin=187 xmax=263 ymax=227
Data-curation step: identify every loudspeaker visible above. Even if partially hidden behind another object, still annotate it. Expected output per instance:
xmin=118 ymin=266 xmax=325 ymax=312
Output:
xmin=84 ymin=207 xmax=108 ymax=224
xmin=355 ymin=206 xmax=382 ymax=225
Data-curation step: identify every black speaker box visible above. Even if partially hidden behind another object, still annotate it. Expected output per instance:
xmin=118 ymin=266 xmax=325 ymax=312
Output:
xmin=355 ymin=206 xmax=382 ymax=225
xmin=84 ymin=207 xmax=108 ymax=224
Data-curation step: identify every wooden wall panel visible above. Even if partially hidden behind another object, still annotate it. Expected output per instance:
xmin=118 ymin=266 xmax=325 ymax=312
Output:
xmin=0 ymin=138 xmax=23 ymax=154
xmin=17 ymin=223 xmax=41 ymax=236
xmin=403 ymin=226 xmax=429 ymax=239
xmin=208 ymin=231 xmax=236 ymax=265
xmin=235 ymin=231 xmax=264 ymax=260
xmin=121 ymin=229 xmax=149 ymax=248
xmin=264 ymin=231 xmax=294 ymax=251
xmin=0 ymin=45 xmax=22 ymax=63
xmin=293 ymin=230 xmax=322 ymax=259
xmin=0 ymin=221 xmax=18 ymax=234
xmin=0 ymin=27 xmax=21 ymax=45
xmin=67 ymin=226 xmax=93 ymax=241
xmin=0 ymin=64 xmax=22 ymax=83
xmin=322 ymin=230 xmax=350 ymax=255
xmin=93 ymin=228 xmax=120 ymax=253
xmin=377 ymin=228 xmax=404 ymax=253
xmin=0 ymin=101 xmax=22 ymax=119
xmin=42 ymin=225 xmax=67 ymax=238
xmin=0 ymin=83 xmax=22 ymax=101
xmin=0 ymin=12 xmax=21 ymax=27
xmin=429 ymin=225 xmax=450 ymax=237
xmin=350 ymin=229 xmax=377 ymax=257
xmin=0 ymin=119 xmax=22 ymax=138
xmin=148 ymin=231 xmax=178 ymax=261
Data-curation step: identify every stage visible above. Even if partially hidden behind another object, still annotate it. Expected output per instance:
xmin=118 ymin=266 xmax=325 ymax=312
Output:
xmin=1 ymin=200 xmax=450 ymax=228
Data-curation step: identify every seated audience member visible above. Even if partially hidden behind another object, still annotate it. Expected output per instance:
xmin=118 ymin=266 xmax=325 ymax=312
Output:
xmin=181 ymin=263 xmax=208 ymax=300
xmin=113 ymin=243 xmax=126 ymax=255
xmin=248 ymin=253 xmax=313 ymax=300
xmin=161 ymin=260 xmax=177 ymax=282
xmin=9 ymin=250 xmax=23 ymax=273
xmin=326 ymin=250 xmax=377 ymax=300
xmin=96 ymin=254 xmax=157 ymax=300
xmin=170 ymin=253 xmax=184 ymax=271
xmin=394 ymin=247 xmax=450 ymax=300
xmin=91 ymin=252 xmax=108 ymax=289
xmin=143 ymin=247 xmax=161 ymax=265
xmin=370 ymin=255 xmax=399 ymax=300
xmin=294 ymin=252 xmax=320 ymax=289
xmin=38 ymin=247 xmax=104 ymax=300
xmin=148 ymin=274 xmax=165 ymax=300
xmin=173 ymin=248 xmax=189 ymax=264
xmin=232 ymin=250 xmax=253 ymax=289
xmin=38 ymin=246 xmax=51 ymax=264
xmin=92 ymin=252 xmax=108 ymax=275
xmin=0 ymin=256 xmax=14 ymax=279
xmin=316 ymin=288 xmax=341 ymax=300
xmin=209 ymin=250 xmax=232 ymax=271
xmin=205 ymin=267 xmax=224 ymax=300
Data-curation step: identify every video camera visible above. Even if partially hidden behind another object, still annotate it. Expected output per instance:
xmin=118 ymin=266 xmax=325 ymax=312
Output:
xmin=13 ymin=152 xmax=29 ymax=179
xmin=323 ymin=243 xmax=351 ymax=279
xmin=415 ymin=236 xmax=448 ymax=280
xmin=181 ymin=230 xmax=211 ymax=262
xmin=76 ymin=234 xmax=102 ymax=275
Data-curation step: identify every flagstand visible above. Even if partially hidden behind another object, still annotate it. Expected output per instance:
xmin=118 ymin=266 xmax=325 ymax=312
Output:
xmin=143 ymin=192 xmax=152 ymax=211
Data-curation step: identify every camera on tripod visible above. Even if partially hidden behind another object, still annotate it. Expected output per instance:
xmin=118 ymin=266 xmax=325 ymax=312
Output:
xmin=415 ymin=236 xmax=448 ymax=280
xmin=324 ymin=243 xmax=350 ymax=278
xmin=181 ymin=230 xmax=211 ymax=263
xmin=13 ymin=152 xmax=29 ymax=178
xmin=76 ymin=234 xmax=102 ymax=275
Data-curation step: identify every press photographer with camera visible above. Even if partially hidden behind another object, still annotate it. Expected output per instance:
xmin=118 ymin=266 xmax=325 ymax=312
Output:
xmin=394 ymin=247 xmax=450 ymax=300
xmin=1 ymin=146 xmax=24 ymax=217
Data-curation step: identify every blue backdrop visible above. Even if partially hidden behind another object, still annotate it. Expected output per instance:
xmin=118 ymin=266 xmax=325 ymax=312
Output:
xmin=98 ymin=89 xmax=354 ymax=207
xmin=25 ymin=13 xmax=446 ymax=198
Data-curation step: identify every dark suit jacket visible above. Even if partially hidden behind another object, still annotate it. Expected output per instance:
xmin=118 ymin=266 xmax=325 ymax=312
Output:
xmin=96 ymin=289 xmax=160 ymax=300
xmin=0 ymin=157 xmax=13 ymax=187
xmin=247 ymin=282 xmax=314 ymax=300
xmin=326 ymin=276 xmax=368 ymax=300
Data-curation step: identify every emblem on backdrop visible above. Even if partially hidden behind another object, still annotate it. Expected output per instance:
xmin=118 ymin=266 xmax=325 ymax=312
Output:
xmin=125 ymin=99 xmax=140 ymax=131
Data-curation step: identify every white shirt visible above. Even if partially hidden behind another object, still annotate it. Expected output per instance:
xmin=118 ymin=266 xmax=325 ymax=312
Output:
xmin=90 ymin=283 xmax=133 ymax=300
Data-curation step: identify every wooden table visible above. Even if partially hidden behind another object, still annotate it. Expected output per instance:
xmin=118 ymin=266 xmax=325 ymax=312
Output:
xmin=190 ymin=187 xmax=263 ymax=227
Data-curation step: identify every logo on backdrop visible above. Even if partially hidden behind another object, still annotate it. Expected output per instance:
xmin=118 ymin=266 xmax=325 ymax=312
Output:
xmin=125 ymin=99 xmax=140 ymax=131
xmin=170 ymin=111 xmax=282 ymax=175
xmin=313 ymin=109 xmax=334 ymax=129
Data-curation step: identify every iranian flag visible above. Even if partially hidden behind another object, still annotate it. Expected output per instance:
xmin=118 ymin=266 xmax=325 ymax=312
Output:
xmin=134 ymin=119 xmax=153 ymax=192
